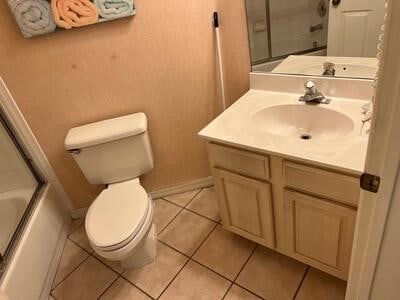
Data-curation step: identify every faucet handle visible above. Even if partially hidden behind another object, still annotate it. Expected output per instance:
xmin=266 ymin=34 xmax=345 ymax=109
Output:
xmin=304 ymin=80 xmax=317 ymax=95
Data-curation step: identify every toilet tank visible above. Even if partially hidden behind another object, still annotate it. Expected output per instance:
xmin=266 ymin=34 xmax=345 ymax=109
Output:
xmin=64 ymin=113 xmax=153 ymax=185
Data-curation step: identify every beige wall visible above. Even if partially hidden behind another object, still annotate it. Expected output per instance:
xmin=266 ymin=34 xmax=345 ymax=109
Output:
xmin=0 ymin=0 xmax=250 ymax=208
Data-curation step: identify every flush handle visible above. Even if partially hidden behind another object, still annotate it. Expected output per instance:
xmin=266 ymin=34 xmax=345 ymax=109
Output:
xmin=360 ymin=173 xmax=381 ymax=193
xmin=67 ymin=149 xmax=81 ymax=155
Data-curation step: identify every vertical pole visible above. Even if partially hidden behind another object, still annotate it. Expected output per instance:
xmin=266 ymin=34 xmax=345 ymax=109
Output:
xmin=214 ymin=12 xmax=227 ymax=111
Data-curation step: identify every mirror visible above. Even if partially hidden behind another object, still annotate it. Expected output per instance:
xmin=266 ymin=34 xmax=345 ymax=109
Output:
xmin=245 ymin=0 xmax=385 ymax=79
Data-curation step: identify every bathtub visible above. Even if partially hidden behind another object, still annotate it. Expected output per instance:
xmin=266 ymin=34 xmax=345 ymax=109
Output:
xmin=0 ymin=184 xmax=70 ymax=300
xmin=0 ymin=189 xmax=35 ymax=254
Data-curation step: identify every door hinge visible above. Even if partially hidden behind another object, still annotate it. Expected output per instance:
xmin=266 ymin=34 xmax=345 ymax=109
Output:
xmin=360 ymin=173 xmax=381 ymax=193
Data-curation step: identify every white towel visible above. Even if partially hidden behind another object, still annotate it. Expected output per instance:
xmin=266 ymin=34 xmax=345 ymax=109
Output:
xmin=94 ymin=0 xmax=135 ymax=20
xmin=7 ymin=0 xmax=56 ymax=38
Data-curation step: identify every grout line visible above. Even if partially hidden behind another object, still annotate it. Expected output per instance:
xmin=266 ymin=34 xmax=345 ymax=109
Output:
xmin=229 ymin=245 xmax=268 ymax=300
xmin=156 ymin=222 xmax=219 ymax=299
xmin=119 ymin=273 xmax=157 ymax=300
xmin=91 ymin=252 xmax=123 ymax=275
xmin=97 ymin=275 xmax=120 ymax=299
xmin=233 ymin=282 xmax=266 ymax=300
xmin=182 ymin=188 xmax=204 ymax=208
xmin=292 ymin=266 xmax=310 ymax=300
xmin=51 ymin=254 xmax=91 ymax=291
xmin=233 ymin=244 xmax=258 ymax=282
xmin=161 ymin=188 xmax=203 ymax=208
xmin=183 ymin=206 xmax=220 ymax=224
xmin=154 ymin=257 xmax=191 ymax=300
xmin=68 ymin=236 xmax=95 ymax=255
xmin=157 ymin=240 xmax=190 ymax=258
xmin=221 ymin=283 xmax=234 ymax=300
xmin=157 ymin=206 xmax=185 ymax=236
xmin=68 ymin=219 xmax=84 ymax=236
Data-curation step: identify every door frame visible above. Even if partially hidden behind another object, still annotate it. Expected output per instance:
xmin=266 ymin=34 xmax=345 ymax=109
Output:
xmin=345 ymin=1 xmax=400 ymax=299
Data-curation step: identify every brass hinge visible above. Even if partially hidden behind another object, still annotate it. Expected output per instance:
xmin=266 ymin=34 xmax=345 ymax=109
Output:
xmin=360 ymin=173 xmax=381 ymax=193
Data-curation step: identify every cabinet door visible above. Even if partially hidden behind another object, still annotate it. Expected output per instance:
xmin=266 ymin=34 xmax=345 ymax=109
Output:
xmin=284 ymin=190 xmax=356 ymax=280
xmin=213 ymin=168 xmax=275 ymax=248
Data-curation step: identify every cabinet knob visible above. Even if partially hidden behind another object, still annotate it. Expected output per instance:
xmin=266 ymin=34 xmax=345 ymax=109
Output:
xmin=332 ymin=0 xmax=341 ymax=6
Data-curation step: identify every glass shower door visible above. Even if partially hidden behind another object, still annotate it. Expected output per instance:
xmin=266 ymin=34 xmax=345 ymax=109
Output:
xmin=0 ymin=108 xmax=43 ymax=275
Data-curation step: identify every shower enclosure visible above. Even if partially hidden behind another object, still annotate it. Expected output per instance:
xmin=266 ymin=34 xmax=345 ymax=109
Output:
xmin=245 ymin=0 xmax=329 ymax=71
xmin=0 ymin=107 xmax=44 ymax=276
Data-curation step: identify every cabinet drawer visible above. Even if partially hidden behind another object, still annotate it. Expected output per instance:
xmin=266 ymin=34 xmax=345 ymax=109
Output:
xmin=283 ymin=189 xmax=356 ymax=280
xmin=213 ymin=168 xmax=275 ymax=248
xmin=284 ymin=161 xmax=360 ymax=206
xmin=208 ymin=143 xmax=270 ymax=180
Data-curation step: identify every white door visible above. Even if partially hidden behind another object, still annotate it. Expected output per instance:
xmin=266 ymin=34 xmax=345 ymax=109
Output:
xmin=327 ymin=0 xmax=385 ymax=57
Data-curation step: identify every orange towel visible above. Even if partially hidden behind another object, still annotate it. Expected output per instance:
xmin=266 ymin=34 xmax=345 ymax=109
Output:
xmin=51 ymin=0 xmax=99 ymax=29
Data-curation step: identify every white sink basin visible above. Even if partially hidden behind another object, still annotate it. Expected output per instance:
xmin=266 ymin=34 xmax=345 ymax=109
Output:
xmin=252 ymin=104 xmax=355 ymax=140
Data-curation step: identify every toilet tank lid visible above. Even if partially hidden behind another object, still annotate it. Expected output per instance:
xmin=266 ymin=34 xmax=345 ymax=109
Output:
xmin=65 ymin=113 xmax=147 ymax=150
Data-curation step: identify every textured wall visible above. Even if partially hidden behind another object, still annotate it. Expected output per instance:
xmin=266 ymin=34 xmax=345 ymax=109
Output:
xmin=0 ymin=0 xmax=250 ymax=208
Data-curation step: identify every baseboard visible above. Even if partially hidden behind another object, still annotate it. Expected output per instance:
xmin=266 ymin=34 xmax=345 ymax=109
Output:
xmin=70 ymin=176 xmax=214 ymax=219
xmin=70 ymin=207 xmax=89 ymax=219
xmin=149 ymin=176 xmax=213 ymax=200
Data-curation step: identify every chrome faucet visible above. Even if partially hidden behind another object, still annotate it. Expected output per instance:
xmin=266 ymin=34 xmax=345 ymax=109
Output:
xmin=322 ymin=62 xmax=335 ymax=76
xmin=299 ymin=80 xmax=331 ymax=104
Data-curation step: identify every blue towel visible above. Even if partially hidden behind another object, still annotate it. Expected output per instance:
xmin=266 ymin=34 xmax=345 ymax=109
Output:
xmin=94 ymin=0 xmax=135 ymax=20
xmin=7 ymin=0 xmax=56 ymax=38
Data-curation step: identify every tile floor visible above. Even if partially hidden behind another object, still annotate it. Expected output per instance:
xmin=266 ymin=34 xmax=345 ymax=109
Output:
xmin=50 ymin=187 xmax=347 ymax=300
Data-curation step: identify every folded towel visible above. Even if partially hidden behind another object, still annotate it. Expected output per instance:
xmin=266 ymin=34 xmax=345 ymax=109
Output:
xmin=7 ymin=0 xmax=56 ymax=38
xmin=51 ymin=0 xmax=99 ymax=29
xmin=93 ymin=0 xmax=135 ymax=20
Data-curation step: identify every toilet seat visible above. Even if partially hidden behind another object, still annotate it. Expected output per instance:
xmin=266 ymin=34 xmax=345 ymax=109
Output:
xmin=85 ymin=179 xmax=150 ymax=251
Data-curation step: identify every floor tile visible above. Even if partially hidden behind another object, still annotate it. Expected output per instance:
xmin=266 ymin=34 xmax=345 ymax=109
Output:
xmin=69 ymin=218 xmax=84 ymax=235
xmin=163 ymin=189 xmax=200 ymax=207
xmin=186 ymin=187 xmax=220 ymax=221
xmin=193 ymin=225 xmax=256 ymax=280
xmin=224 ymin=285 xmax=262 ymax=300
xmin=123 ymin=242 xmax=188 ymax=299
xmin=236 ymin=246 xmax=308 ymax=300
xmin=159 ymin=260 xmax=230 ymax=300
xmin=52 ymin=239 xmax=89 ymax=287
xmin=154 ymin=198 xmax=182 ymax=233
xmin=68 ymin=225 xmax=93 ymax=253
xmin=52 ymin=256 xmax=118 ymax=300
xmin=100 ymin=277 xmax=151 ymax=300
xmin=94 ymin=253 xmax=124 ymax=274
xmin=295 ymin=268 xmax=346 ymax=300
xmin=159 ymin=210 xmax=216 ymax=256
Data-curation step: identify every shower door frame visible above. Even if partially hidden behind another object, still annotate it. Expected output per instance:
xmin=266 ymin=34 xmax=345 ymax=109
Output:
xmin=0 ymin=107 xmax=45 ymax=277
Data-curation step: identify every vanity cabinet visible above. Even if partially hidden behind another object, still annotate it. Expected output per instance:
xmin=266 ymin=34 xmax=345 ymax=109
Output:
xmin=208 ymin=142 xmax=360 ymax=281
xmin=283 ymin=189 xmax=357 ymax=279
xmin=213 ymin=168 xmax=275 ymax=248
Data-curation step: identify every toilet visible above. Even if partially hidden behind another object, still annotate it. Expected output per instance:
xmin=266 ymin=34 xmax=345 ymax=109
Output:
xmin=64 ymin=112 xmax=157 ymax=269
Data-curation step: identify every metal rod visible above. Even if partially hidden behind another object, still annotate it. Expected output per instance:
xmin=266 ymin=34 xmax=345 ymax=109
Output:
xmin=214 ymin=12 xmax=227 ymax=111
xmin=265 ymin=0 xmax=273 ymax=60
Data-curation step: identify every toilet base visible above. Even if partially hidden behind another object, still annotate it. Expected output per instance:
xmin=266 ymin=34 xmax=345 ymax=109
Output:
xmin=121 ymin=224 xmax=157 ymax=269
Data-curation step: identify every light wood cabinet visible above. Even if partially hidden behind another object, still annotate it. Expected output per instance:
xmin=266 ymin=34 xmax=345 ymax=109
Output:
xmin=207 ymin=142 xmax=360 ymax=280
xmin=284 ymin=161 xmax=360 ymax=206
xmin=213 ymin=168 xmax=275 ymax=248
xmin=283 ymin=189 xmax=357 ymax=280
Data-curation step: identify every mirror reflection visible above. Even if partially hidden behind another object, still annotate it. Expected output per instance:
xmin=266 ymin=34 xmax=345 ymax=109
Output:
xmin=245 ymin=0 xmax=385 ymax=79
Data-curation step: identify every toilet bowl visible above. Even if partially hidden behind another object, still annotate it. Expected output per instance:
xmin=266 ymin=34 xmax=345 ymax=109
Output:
xmin=85 ymin=179 xmax=156 ymax=268
xmin=65 ymin=113 xmax=157 ymax=268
